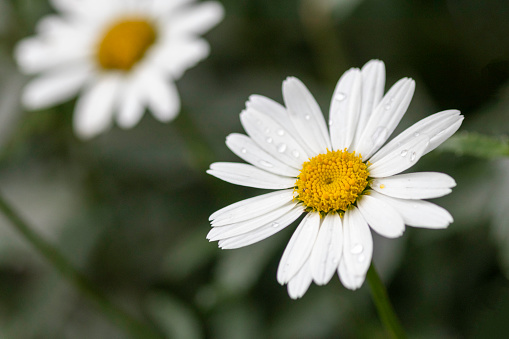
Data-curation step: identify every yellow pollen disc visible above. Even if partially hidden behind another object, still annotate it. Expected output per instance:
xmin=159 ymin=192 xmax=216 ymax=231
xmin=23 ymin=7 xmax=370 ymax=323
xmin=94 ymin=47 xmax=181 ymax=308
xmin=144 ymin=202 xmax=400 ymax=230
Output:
xmin=97 ymin=18 xmax=157 ymax=71
xmin=294 ymin=149 xmax=369 ymax=214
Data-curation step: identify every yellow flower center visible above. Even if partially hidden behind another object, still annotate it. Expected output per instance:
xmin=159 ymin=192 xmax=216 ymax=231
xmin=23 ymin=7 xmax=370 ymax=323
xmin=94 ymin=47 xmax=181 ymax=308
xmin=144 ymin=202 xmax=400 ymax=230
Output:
xmin=294 ymin=149 xmax=369 ymax=214
xmin=97 ymin=18 xmax=157 ymax=71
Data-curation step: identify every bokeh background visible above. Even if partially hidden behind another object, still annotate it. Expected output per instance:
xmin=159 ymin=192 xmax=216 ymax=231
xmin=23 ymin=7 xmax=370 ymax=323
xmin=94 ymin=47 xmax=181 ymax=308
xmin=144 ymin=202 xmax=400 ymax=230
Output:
xmin=0 ymin=0 xmax=509 ymax=338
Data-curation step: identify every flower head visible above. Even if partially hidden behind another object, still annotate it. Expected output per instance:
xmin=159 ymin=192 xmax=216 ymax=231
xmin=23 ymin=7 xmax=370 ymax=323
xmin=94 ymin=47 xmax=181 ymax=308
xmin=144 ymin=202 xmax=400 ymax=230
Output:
xmin=207 ymin=60 xmax=463 ymax=299
xmin=15 ymin=0 xmax=224 ymax=138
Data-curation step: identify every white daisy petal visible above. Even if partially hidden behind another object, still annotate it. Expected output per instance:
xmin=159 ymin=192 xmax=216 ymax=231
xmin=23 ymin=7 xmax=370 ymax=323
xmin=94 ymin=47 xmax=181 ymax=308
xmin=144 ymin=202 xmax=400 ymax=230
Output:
xmin=368 ymin=134 xmax=430 ymax=178
xmin=338 ymin=258 xmax=365 ymax=290
xmin=277 ymin=212 xmax=320 ymax=285
xmin=116 ymin=78 xmax=145 ymax=129
xmin=218 ymin=204 xmax=304 ymax=249
xmin=226 ymin=133 xmax=300 ymax=177
xmin=207 ymin=163 xmax=295 ymax=189
xmin=141 ymin=71 xmax=180 ymax=122
xmin=240 ymin=108 xmax=310 ymax=169
xmin=210 ymin=189 xmax=295 ymax=226
xmin=352 ymin=59 xmax=386 ymax=148
xmin=22 ymin=63 xmax=92 ymax=110
xmin=287 ymin=258 xmax=313 ymax=299
xmin=151 ymin=0 xmax=192 ymax=14
xmin=152 ymin=38 xmax=210 ymax=79
xmin=341 ymin=206 xmax=372 ymax=285
xmin=309 ymin=213 xmax=343 ymax=285
xmin=355 ymin=78 xmax=416 ymax=160
xmin=368 ymin=191 xmax=453 ymax=229
xmin=74 ymin=75 xmax=120 ymax=139
xmin=357 ymin=194 xmax=405 ymax=238
xmin=329 ymin=68 xmax=362 ymax=151
xmin=208 ymin=201 xmax=298 ymax=241
xmin=369 ymin=110 xmax=463 ymax=164
xmin=371 ymin=172 xmax=456 ymax=199
xmin=170 ymin=2 xmax=225 ymax=35
xmin=282 ymin=77 xmax=332 ymax=154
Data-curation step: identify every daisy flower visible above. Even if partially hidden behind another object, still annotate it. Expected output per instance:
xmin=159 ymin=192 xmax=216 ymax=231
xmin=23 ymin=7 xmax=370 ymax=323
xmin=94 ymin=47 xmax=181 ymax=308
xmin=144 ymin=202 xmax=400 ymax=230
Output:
xmin=15 ymin=0 xmax=224 ymax=139
xmin=207 ymin=60 xmax=463 ymax=299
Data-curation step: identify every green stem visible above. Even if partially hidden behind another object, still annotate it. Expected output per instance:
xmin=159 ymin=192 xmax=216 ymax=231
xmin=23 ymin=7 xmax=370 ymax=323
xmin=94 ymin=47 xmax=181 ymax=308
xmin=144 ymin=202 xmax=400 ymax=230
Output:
xmin=366 ymin=262 xmax=407 ymax=339
xmin=0 ymin=192 xmax=164 ymax=339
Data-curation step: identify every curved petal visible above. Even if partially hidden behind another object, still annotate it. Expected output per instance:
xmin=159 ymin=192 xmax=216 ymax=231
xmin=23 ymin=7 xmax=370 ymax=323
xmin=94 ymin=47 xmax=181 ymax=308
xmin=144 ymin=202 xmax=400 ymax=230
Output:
xmin=207 ymin=163 xmax=295 ymax=189
xmin=22 ymin=63 xmax=91 ymax=110
xmin=226 ymin=133 xmax=300 ymax=177
xmin=277 ymin=212 xmax=320 ymax=285
xmin=341 ymin=206 xmax=372 ymax=286
xmin=152 ymin=38 xmax=210 ymax=79
xmin=368 ymin=134 xmax=430 ymax=178
xmin=73 ymin=74 xmax=120 ymax=139
xmin=218 ymin=204 xmax=304 ymax=249
xmin=282 ymin=77 xmax=331 ymax=155
xmin=352 ymin=60 xmax=386 ymax=148
xmin=141 ymin=70 xmax=180 ymax=122
xmin=116 ymin=77 xmax=145 ymax=129
xmin=309 ymin=213 xmax=343 ymax=285
xmin=210 ymin=189 xmax=295 ymax=226
xmin=329 ymin=68 xmax=362 ymax=151
xmin=369 ymin=110 xmax=463 ymax=164
xmin=371 ymin=172 xmax=456 ymax=199
xmin=287 ymin=258 xmax=313 ymax=299
xmin=208 ymin=201 xmax=298 ymax=241
xmin=240 ymin=108 xmax=310 ymax=169
xmin=368 ymin=191 xmax=453 ymax=229
xmin=355 ymin=78 xmax=415 ymax=160
xmin=168 ymin=1 xmax=224 ymax=35
xmin=357 ymin=194 xmax=405 ymax=238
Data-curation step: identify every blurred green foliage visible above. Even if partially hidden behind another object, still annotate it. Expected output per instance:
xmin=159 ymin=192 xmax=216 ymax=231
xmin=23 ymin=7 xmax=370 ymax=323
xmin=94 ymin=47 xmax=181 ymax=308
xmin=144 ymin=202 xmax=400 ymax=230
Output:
xmin=0 ymin=0 xmax=508 ymax=338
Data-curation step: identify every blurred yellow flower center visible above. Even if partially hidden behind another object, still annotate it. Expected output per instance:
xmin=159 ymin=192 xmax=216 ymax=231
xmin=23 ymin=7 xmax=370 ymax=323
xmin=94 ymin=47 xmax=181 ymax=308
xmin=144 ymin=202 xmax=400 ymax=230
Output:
xmin=295 ymin=149 xmax=369 ymax=214
xmin=97 ymin=18 xmax=157 ymax=71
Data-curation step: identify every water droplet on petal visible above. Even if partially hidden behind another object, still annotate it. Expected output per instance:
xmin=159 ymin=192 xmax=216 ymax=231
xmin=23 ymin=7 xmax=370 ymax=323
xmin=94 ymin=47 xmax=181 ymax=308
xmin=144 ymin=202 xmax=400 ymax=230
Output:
xmin=271 ymin=222 xmax=279 ymax=228
xmin=410 ymin=152 xmax=417 ymax=161
xmin=277 ymin=143 xmax=287 ymax=153
xmin=351 ymin=244 xmax=363 ymax=254
xmin=241 ymin=148 xmax=247 ymax=154
xmin=266 ymin=137 xmax=273 ymax=143
xmin=358 ymin=254 xmax=366 ymax=263
xmin=329 ymin=120 xmax=334 ymax=126
xmin=335 ymin=92 xmax=346 ymax=101
xmin=414 ymin=132 xmax=420 ymax=137
xmin=277 ymin=129 xmax=285 ymax=136
xmin=332 ymin=257 xmax=339 ymax=264
xmin=384 ymin=104 xmax=391 ymax=110
xmin=259 ymin=160 xmax=274 ymax=168
xmin=264 ymin=128 xmax=271 ymax=134
xmin=400 ymin=149 xmax=408 ymax=157
xmin=292 ymin=150 xmax=300 ymax=158
xmin=304 ymin=114 xmax=311 ymax=120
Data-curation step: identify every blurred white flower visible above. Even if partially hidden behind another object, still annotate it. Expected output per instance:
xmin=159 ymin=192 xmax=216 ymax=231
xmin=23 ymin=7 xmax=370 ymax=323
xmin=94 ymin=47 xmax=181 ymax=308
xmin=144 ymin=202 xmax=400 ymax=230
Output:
xmin=207 ymin=60 xmax=463 ymax=299
xmin=15 ymin=0 xmax=224 ymax=139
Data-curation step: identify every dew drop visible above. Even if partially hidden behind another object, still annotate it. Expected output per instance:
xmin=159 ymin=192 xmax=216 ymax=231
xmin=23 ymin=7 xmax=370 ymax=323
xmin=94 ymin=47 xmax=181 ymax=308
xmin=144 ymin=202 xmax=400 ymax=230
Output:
xmin=410 ymin=152 xmax=417 ymax=161
xmin=414 ymin=132 xmax=420 ymax=137
xmin=332 ymin=257 xmax=339 ymax=264
xmin=351 ymin=244 xmax=363 ymax=254
xmin=329 ymin=120 xmax=334 ymax=126
xmin=277 ymin=143 xmax=287 ymax=153
xmin=335 ymin=92 xmax=346 ymax=101
xmin=384 ymin=104 xmax=391 ymax=110
xmin=259 ymin=160 xmax=274 ymax=168
xmin=241 ymin=148 xmax=247 ymax=154
xmin=266 ymin=137 xmax=273 ymax=143
xmin=358 ymin=254 xmax=366 ymax=263
xmin=400 ymin=149 xmax=408 ymax=157
xmin=304 ymin=114 xmax=311 ymax=120
xmin=271 ymin=222 xmax=279 ymax=228
xmin=277 ymin=129 xmax=285 ymax=136
xmin=264 ymin=128 xmax=271 ymax=134
xmin=292 ymin=150 xmax=300 ymax=158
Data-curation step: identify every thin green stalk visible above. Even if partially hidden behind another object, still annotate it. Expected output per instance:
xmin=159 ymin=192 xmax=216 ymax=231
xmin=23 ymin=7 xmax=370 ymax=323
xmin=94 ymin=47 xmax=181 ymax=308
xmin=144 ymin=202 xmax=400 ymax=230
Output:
xmin=366 ymin=263 xmax=407 ymax=339
xmin=0 ymin=192 xmax=164 ymax=339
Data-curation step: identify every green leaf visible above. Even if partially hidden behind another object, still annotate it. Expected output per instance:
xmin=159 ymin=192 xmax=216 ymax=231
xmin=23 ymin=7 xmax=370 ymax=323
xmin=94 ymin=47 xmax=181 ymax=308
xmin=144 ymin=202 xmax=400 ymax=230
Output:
xmin=439 ymin=132 xmax=509 ymax=158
